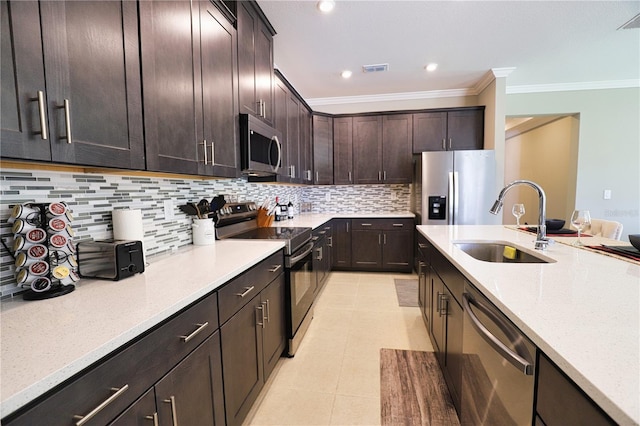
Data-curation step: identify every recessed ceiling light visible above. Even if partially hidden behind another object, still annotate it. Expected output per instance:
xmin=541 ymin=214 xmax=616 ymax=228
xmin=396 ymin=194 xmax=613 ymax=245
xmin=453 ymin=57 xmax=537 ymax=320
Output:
xmin=341 ymin=70 xmax=352 ymax=79
xmin=425 ymin=63 xmax=438 ymax=72
xmin=317 ymin=0 xmax=335 ymax=13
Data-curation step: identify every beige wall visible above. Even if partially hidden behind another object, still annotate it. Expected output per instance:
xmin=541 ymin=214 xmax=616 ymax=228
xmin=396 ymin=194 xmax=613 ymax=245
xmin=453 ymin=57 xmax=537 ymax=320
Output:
xmin=506 ymin=88 xmax=640 ymax=237
xmin=503 ymin=116 xmax=579 ymax=225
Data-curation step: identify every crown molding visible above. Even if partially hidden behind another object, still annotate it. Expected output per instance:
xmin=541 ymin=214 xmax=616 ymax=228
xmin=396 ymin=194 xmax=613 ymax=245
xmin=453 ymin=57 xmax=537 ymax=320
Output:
xmin=474 ymin=67 xmax=517 ymax=93
xmin=506 ymin=79 xmax=640 ymax=94
xmin=306 ymin=88 xmax=476 ymax=107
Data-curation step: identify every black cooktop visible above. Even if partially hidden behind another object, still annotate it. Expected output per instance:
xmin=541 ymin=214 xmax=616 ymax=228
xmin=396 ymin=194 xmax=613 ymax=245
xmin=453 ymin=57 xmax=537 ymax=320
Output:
xmin=227 ymin=225 xmax=312 ymax=255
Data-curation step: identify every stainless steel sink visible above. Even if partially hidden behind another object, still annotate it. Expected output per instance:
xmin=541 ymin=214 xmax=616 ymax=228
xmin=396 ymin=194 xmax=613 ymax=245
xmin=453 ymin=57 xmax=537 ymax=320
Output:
xmin=453 ymin=240 xmax=555 ymax=264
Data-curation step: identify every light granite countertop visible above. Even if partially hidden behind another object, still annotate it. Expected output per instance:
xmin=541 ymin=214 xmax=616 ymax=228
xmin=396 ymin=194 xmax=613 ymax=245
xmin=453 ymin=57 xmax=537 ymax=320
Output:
xmin=276 ymin=211 xmax=415 ymax=230
xmin=0 ymin=240 xmax=285 ymax=418
xmin=417 ymin=224 xmax=639 ymax=425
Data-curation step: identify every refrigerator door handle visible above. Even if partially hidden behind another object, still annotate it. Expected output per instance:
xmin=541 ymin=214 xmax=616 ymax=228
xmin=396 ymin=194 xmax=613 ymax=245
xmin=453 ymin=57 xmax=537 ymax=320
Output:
xmin=448 ymin=171 xmax=455 ymax=225
xmin=453 ymin=171 xmax=460 ymax=225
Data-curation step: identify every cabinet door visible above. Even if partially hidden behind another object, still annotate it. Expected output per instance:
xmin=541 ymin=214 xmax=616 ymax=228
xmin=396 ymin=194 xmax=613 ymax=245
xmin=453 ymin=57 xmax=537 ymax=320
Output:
xmin=40 ymin=1 xmax=144 ymax=168
xmin=273 ymin=78 xmax=290 ymax=179
xmin=155 ymin=333 xmax=224 ymax=426
xmin=255 ymin=19 xmax=274 ymax=123
xmin=312 ymin=114 xmax=333 ymax=185
xmin=353 ymin=115 xmax=383 ymax=184
xmin=413 ymin=112 xmax=447 ymax=152
xmin=333 ymin=117 xmax=353 ymax=184
xmin=287 ymin=93 xmax=300 ymax=180
xmin=261 ymin=274 xmax=286 ymax=380
xmin=351 ymin=229 xmax=382 ymax=269
xmin=110 ymin=388 xmax=157 ymax=426
xmin=382 ymin=114 xmax=412 ymax=183
xmin=332 ymin=219 xmax=352 ymax=268
xmin=382 ymin=230 xmax=413 ymax=271
xmin=431 ymin=270 xmax=446 ymax=358
xmin=197 ymin=0 xmax=239 ymax=177
xmin=444 ymin=288 xmax=463 ymax=413
xmin=1 ymin=1 xmax=51 ymax=161
xmin=447 ymin=109 xmax=484 ymax=150
xmin=140 ymin=0 xmax=199 ymax=174
xmin=221 ymin=296 xmax=264 ymax=426
xmin=300 ymin=105 xmax=313 ymax=183
xmin=237 ymin=1 xmax=258 ymax=117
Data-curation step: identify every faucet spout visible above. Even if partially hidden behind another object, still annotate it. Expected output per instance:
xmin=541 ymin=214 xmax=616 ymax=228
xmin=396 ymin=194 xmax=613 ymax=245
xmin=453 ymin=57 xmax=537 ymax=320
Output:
xmin=489 ymin=180 xmax=549 ymax=250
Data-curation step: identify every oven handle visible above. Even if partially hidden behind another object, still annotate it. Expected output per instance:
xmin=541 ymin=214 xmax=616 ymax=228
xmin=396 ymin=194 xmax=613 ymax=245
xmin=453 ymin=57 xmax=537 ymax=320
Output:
xmin=463 ymin=293 xmax=534 ymax=375
xmin=289 ymin=241 xmax=314 ymax=266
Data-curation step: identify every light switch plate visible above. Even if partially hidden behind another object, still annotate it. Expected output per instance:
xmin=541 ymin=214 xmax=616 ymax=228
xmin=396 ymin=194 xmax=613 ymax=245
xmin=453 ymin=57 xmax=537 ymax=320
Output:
xmin=603 ymin=189 xmax=612 ymax=200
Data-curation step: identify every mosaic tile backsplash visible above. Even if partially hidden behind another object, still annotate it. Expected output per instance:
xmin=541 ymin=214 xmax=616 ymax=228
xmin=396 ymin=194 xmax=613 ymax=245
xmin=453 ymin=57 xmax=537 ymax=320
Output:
xmin=0 ymin=168 xmax=410 ymax=298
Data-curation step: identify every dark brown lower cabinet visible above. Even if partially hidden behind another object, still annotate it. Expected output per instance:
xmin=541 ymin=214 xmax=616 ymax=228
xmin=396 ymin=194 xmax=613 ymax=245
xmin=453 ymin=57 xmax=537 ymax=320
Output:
xmin=221 ymin=274 xmax=286 ymax=426
xmin=332 ymin=219 xmax=352 ymax=269
xmin=110 ymin=333 xmax=225 ymax=426
xmin=349 ymin=219 xmax=414 ymax=272
xmin=535 ymin=352 xmax=615 ymax=426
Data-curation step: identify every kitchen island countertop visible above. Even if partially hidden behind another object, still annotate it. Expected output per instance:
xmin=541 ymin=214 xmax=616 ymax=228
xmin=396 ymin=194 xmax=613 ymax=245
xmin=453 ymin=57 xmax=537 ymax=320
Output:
xmin=277 ymin=211 xmax=415 ymax=230
xmin=418 ymin=224 xmax=639 ymax=425
xmin=0 ymin=239 xmax=285 ymax=418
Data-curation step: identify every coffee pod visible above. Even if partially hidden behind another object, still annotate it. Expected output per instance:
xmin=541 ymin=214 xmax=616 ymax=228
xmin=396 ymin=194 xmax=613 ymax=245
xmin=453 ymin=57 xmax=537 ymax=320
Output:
xmin=52 ymin=265 xmax=70 ymax=280
xmin=15 ymin=252 xmax=41 ymax=268
xmin=11 ymin=204 xmax=40 ymax=221
xmin=28 ymin=261 xmax=50 ymax=276
xmin=31 ymin=276 xmax=52 ymax=292
xmin=48 ymin=217 xmax=67 ymax=233
xmin=25 ymin=228 xmax=47 ymax=244
xmin=13 ymin=235 xmax=29 ymax=252
xmin=16 ymin=269 xmax=36 ymax=285
xmin=27 ymin=244 xmax=48 ymax=260
xmin=60 ymin=270 xmax=80 ymax=285
xmin=46 ymin=202 xmax=67 ymax=217
xmin=49 ymin=233 xmax=69 ymax=249
xmin=12 ymin=219 xmax=39 ymax=234
xmin=65 ymin=209 xmax=74 ymax=222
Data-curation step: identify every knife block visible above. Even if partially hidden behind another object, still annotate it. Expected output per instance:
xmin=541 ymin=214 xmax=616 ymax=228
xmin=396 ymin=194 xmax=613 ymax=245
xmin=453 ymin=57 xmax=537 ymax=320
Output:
xmin=257 ymin=208 xmax=274 ymax=228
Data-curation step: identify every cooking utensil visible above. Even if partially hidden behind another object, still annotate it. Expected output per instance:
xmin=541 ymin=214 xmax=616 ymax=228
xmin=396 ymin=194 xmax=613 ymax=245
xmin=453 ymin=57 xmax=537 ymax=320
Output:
xmin=178 ymin=204 xmax=199 ymax=216
xmin=210 ymin=195 xmax=226 ymax=212
xmin=198 ymin=199 xmax=210 ymax=217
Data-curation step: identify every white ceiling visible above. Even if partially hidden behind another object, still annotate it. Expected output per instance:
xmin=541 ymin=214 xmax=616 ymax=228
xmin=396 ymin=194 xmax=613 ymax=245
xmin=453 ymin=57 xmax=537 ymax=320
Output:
xmin=257 ymin=1 xmax=640 ymax=105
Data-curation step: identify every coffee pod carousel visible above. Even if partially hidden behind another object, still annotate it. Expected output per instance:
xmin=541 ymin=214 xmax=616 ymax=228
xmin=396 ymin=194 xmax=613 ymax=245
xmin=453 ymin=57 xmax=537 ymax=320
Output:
xmin=4 ymin=202 xmax=79 ymax=300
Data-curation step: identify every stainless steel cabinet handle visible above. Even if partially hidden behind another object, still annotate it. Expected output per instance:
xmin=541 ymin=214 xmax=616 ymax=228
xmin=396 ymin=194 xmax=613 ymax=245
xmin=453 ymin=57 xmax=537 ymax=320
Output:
xmin=348 ymin=171 xmax=352 ymax=182
xmin=269 ymin=264 xmax=282 ymax=273
xmin=306 ymin=170 xmax=312 ymax=181
xmin=210 ymin=139 xmax=215 ymax=165
xmin=383 ymin=171 xmax=387 ymax=181
xmin=418 ymin=243 xmax=427 ymax=248
xmin=164 ymin=396 xmax=179 ymax=426
xmin=256 ymin=305 xmax=265 ymax=328
xmin=179 ymin=322 xmax=209 ymax=343
xmin=463 ymin=294 xmax=534 ymax=375
xmin=62 ymin=99 xmax=72 ymax=144
xmin=36 ymin=90 xmax=48 ymax=140
xmin=315 ymin=171 xmax=319 ymax=182
xmin=440 ymin=294 xmax=449 ymax=316
xmin=201 ymin=140 xmax=208 ymax=165
xmin=235 ymin=286 xmax=255 ymax=298
xmin=378 ymin=171 xmax=382 ymax=181
xmin=393 ymin=223 xmax=404 ymax=227
xmin=74 ymin=384 xmax=129 ymax=425
xmin=378 ymin=234 xmax=381 ymax=245
xmin=346 ymin=222 xmax=349 ymax=233
xmin=448 ymin=138 xmax=452 ymax=150
xmin=383 ymin=233 xmax=387 ymax=244
xmin=360 ymin=223 xmax=372 ymax=226
xmin=442 ymin=138 xmax=446 ymax=150
xmin=145 ymin=413 xmax=159 ymax=426
xmin=263 ymin=299 xmax=271 ymax=322
xmin=327 ymin=236 xmax=333 ymax=247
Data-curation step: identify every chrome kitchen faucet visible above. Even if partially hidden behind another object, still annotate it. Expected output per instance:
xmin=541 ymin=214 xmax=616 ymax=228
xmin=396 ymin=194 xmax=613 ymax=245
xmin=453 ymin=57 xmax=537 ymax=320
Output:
xmin=490 ymin=180 xmax=550 ymax=250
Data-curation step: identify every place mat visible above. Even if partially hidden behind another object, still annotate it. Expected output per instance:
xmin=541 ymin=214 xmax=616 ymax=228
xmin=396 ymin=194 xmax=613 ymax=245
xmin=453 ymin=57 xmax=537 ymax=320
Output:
xmin=523 ymin=227 xmax=592 ymax=237
xmin=585 ymin=245 xmax=640 ymax=263
xmin=380 ymin=349 xmax=459 ymax=425
xmin=394 ymin=279 xmax=419 ymax=307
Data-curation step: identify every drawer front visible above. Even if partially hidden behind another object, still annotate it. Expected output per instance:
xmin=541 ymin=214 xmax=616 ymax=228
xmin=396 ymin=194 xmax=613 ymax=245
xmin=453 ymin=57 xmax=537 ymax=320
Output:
xmin=218 ymin=251 xmax=284 ymax=325
xmin=351 ymin=218 xmax=414 ymax=230
xmin=5 ymin=292 xmax=219 ymax=426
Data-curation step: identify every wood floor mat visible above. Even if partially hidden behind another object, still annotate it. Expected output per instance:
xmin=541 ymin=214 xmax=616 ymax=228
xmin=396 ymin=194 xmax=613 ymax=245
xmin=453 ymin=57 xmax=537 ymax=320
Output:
xmin=394 ymin=279 xmax=419 ymax=307
xmin=380 ymin=349 xmax=460 ymax=426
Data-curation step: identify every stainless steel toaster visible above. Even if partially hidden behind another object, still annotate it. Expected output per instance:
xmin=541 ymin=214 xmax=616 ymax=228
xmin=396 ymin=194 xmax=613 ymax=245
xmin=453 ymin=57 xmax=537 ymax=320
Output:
xmin=77 ymin=240 xmax=145 ymax=280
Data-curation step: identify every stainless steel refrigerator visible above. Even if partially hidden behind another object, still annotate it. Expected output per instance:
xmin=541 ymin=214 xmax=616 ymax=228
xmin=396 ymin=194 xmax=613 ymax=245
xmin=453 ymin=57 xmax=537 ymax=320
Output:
xmin=412 ymin=150 xmax=501 ymax=225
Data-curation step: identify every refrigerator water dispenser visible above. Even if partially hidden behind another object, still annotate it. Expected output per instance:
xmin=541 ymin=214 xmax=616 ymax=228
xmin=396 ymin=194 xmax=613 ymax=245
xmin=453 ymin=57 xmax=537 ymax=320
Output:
xmin=428 ymin=196 xmax=447 ymax=220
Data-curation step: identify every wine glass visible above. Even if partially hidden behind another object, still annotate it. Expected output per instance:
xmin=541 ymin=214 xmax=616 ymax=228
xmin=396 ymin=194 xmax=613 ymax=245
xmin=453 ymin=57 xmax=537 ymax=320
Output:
xmin=512 ymin=204 xmax=525 ymax=227
xmin=570 ymin=209 xmax=591 ymax=246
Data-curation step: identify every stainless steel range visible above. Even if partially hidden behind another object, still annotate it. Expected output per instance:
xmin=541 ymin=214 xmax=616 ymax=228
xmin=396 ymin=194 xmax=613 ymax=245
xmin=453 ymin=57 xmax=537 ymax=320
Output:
xmin=215 ymin=202 xmax=314 ymax=356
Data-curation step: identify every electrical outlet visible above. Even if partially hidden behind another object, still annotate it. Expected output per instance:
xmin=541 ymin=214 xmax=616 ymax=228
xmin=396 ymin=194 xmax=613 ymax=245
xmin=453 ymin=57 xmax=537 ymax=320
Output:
xmin=324 ymin=192 xmax=331 ymax=202
xmin=603 ymin=189 xmax=612 ymax=200
xmin=164 ymin=200 xmax=174 ymax=219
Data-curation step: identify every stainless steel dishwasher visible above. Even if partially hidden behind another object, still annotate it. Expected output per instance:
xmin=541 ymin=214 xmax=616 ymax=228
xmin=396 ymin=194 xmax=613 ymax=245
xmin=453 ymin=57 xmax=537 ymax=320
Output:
xmin=460 ymin=283 xmax=536 ymax=426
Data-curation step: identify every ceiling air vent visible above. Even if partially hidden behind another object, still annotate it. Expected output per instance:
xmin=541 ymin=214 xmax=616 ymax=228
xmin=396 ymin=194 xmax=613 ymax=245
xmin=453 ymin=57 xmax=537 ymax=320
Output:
xmin=362 ymin=63 xmax=389 ymax=73
xmin=619 ymin=13 xmax=640 ymax=30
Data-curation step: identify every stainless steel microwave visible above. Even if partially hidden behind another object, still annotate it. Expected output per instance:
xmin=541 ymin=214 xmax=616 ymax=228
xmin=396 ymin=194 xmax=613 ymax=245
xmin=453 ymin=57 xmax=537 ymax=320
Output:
xmin=240 ymin=114 xmax=282 ymax=176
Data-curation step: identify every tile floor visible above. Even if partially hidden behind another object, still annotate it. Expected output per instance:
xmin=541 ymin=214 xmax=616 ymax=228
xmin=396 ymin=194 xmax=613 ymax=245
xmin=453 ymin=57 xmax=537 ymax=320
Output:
xmin=245 ymin=271 xmax=434 ymax=425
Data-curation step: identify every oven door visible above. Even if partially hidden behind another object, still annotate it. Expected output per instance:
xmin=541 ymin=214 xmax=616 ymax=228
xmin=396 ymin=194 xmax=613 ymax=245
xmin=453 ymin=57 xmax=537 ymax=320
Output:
xmin=286 ymin=241 xmax=316 ymax=337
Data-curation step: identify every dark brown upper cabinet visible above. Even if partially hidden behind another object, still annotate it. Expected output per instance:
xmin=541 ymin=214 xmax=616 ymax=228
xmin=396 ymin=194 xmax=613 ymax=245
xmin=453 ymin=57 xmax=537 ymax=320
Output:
xmin=312 ymin=114 xmax=334 ymax=185
xmin=237 ymin=1 xmax=275 ymax=125
xmin=333 ymin=117 xmax=353 ymax=185
xmin=1 ymin=1 xmax=144 ymax=169
xmin=352 ymin=114 xmax=412 ymax=184
xmin=413 ymin=107 xmax=484 ymax=152
xmin=300 ymin=104 xmax=313 ymax=184
xmin=141 ymin=0 xmax=238 ymax=177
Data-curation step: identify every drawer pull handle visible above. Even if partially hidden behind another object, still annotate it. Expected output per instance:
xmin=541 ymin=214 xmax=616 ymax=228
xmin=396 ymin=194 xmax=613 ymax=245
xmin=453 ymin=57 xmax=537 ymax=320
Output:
xmin=74 ymin=384 xmax=129 ymax=425
xmin=361 ymin=223 xmax=372 ymax=226
xmin=180 ymin=322 xmax=209 ymax=343
xmin=418 ymin=243 xmax=427 ymax=249
xmin=392 ymin=223 xmax=404 ymax=227
xmin=236 ymin=286 xmax=255 ymax=298
xmin=145 ymin=413 xmax=159 ymax=426
xmin=256 ymin=305 xmax=265 ymax=328
xmin=268 ymin=264 xmax=282 ymax=273
xmin=36 ymin=90 xmax=48 ymax=140
xmin=164 ymin=396 xmax=179 ymax=426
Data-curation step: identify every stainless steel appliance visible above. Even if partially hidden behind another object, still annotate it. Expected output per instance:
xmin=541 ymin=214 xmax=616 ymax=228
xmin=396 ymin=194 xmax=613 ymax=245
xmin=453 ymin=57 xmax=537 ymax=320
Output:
xmin=461 ymin=283 xmax=536 ymax=425
xmin=412 ymin=150 xmax=501 ymax=225
xmin=240 ymin=113 xmax=283 ymax=176
xmin=215 ymin=203 xmax=314 ymax=356
xmin=77 ymin=240 xmax=145 ymax=280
